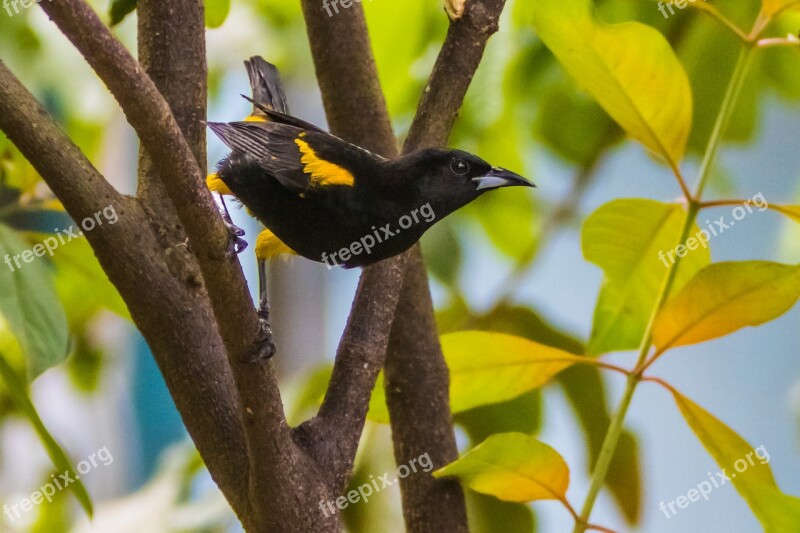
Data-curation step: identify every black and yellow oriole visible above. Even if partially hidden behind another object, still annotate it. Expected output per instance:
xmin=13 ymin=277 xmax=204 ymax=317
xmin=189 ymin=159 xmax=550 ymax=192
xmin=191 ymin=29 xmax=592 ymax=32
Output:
xmin=207 ymin=56 xmax=534 ymax=358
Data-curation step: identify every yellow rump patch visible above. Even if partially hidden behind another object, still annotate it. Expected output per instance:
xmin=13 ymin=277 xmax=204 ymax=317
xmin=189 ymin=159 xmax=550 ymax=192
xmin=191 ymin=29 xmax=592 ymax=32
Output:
xmin=244 ymin=114 xmax=268 ymax=123
xmin=294 ymin=138 xmax=355 ymax=187
xmin=206 ymin=173 xmax=233 ymax=196
xmin=255 ymin=229 xmax=296 ymax=260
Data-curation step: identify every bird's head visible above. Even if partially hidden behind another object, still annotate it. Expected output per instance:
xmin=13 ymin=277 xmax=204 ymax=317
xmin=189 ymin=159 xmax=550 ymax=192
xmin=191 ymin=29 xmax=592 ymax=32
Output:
xmin=386 ymin=148 xmax=534 ymax=215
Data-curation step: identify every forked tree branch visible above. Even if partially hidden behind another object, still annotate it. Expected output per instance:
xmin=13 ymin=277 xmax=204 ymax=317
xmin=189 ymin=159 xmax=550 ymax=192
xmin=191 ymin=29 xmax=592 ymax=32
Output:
xmin=293 ymin=0 xmax=408 ymax=494
xmin=38 ymin=0 xmax=310 ymax=526
xmin=385 ymin=1 xmax=506 ymax=530
xmin=4 ymin=0 xmax=508 ymax=528
xmin=297 ymin=0 xmax=506 ymax=530
xmin=0 ymin=62 xmax=254 ymax=525
xmin=39 ymin=0 xmax=266 ymax=366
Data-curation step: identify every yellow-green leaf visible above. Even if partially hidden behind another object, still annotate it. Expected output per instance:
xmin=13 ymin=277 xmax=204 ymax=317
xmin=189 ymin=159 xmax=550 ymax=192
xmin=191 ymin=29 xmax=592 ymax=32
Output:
xmin=669 ymin=388 xmax=800 ymax=531
xmin=51 ymin=236 xmax=130 ymax=323
xmin=532 ymin=0 xmax=692 ymax=166
xmin=762 ymin=0 xmax=800 ymax=16
xmin=367 ymin=332 xmax=583 ymax=423
xmin=205 ymin=0 xmax=230 ymax=28
xmin=771 ymin=205 xmax=800 ymax=223
xmin=0 ymin=223 xmax=69 ymax=377
xmin=583 ymin=199 xmax=710 ymax=355
xmin=653 ymin=261 xmax=800 ymax=351
xmin=434 ymin=433 xmax=569 ymax=503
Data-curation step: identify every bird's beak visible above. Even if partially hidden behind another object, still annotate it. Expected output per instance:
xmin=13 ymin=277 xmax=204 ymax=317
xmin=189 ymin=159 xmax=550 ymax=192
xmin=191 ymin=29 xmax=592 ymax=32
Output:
xmin=473 ymin=167 xmax=535 ymax=191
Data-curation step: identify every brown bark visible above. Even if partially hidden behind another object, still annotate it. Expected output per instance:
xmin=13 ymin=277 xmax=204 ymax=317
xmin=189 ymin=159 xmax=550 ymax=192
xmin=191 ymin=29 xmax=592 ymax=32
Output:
xmin=385 ymin=2 xmax=507 ymax=531
xmin=0 ymin=0 xmax=509 ymax=529
xmin=0 ymin=60 xmax=252 ymax=524
xmin=299 ymin=0 xmax=507 ymax=531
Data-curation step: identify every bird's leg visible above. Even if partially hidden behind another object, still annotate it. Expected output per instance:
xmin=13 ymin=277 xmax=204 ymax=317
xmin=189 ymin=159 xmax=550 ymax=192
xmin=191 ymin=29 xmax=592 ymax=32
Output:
xmin=257 ymin=258 xmax=270 ymax=319
xmin=217 ymin=194 xmax=247 ymax=258
xmin=250 ymin=258 xmax=277 ymax=361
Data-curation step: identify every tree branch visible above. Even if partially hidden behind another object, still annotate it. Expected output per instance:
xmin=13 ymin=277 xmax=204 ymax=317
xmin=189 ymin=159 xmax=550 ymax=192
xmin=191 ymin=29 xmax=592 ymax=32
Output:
xmin=403 ymin=0 xmax=505 ymax=153
xmin=0 ymin=61 xmax=252 ymax=525
xmin=384 ymin=2 xmax=506 ymax=530
xmin=37 ymin=1 xmax=323 ymax=527
xmin=294 ymin=256 xmax=408 ymax=491
xmin=297 ymin=3 xmax=505 ymax=530
xmin=298 ymin=0 xmax=397 ymax=157
xmin=38 ymin=0 xmax=265 ymax=366
xmin=293 ymin=0 xmax=411 ymax=495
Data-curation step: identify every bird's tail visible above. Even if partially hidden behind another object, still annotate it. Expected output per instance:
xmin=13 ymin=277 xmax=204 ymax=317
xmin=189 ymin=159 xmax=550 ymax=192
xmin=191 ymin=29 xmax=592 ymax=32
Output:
xmin=245 ymin=56 xmax=289 ymax=117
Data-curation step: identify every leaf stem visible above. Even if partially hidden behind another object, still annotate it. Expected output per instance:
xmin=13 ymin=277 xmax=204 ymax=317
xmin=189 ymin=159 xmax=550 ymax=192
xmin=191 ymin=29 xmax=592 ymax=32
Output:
xmin=572 ymin=42 xmax=757 ymax=533
xmin=693 ymin=47 xmax=756 ymax=200
xmin=693 ymin=3 xmax=750 ymax=43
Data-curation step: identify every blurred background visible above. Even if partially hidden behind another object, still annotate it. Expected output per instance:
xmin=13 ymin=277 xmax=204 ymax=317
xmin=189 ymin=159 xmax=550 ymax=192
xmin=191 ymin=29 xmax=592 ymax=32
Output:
xmin=0 ymin=0 xmax=798 ymax=531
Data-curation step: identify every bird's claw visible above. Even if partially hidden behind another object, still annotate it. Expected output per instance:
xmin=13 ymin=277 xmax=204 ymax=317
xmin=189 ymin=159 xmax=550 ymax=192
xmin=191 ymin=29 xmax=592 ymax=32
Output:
xmin=239 ymin=312 xmax=277 ymax=362
xmin=226 ymin=219 xmax=246 ymax=237
xmin=224 ymin=220 xmax=248 ymax=259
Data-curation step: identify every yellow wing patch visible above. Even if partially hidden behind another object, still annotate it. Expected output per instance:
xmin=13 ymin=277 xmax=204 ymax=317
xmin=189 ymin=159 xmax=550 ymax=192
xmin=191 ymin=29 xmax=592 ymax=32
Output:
xmin=255 ymin=228 xmax=296 ymax=260
xmin=206 ymin=173 xmax=233 ymax=196
xmin=294 ymin=138 xmax=355 ymax=187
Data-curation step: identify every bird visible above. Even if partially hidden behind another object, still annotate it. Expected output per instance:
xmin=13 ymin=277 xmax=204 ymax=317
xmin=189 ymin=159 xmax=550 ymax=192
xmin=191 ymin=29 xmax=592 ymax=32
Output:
xmin=207 ymin=56 xmax=534 ymax=359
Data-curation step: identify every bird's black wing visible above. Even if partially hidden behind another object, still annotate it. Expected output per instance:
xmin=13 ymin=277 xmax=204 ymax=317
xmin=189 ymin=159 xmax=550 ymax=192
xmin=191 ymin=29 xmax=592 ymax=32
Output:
xmin=209 ymin=121 xmax=363 ymax=194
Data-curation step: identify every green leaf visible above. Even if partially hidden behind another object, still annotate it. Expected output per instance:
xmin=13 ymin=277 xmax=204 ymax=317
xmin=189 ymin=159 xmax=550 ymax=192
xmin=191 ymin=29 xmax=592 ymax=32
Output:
xmin=109 ymin=0 xmax=137 ymax=26
xmin=51 ymin=236 xmax=129 ymax=323
xmin=771 ymin=205 xmax=800 ymax=223
xmin=445 ymin=303 xmax=641 ymax=522
xmin=653 ymin=261 xmax=800 ymax=351
xmin=535 ymin=80 xmax=622 ymax=166
xmin=0 ymin=224 xmax=69 ymax=377
xmin=583 ymin=199 xmax=710 ymax=355
xmin=421 ymin=219 xmax=462 ymax=287
xmin=468 ymin=187 xmax=539 ymax=262
xmin=368 ymin=331 xmax=582 ymax=423
xmin=0 ymin=352 xmax=93 ymax=517
xmin=442 ymin=331 xmax=582 ymax=412
xmin=669 ymin=388 xmax=800 ymax=531
xmin=205 ymin=0 xmax=231 ymax=28
xmin=532 ymin=0 xmax=692 ymax=166
xmin=435 ymin=432 xmax=569 ymax=503
xmin=762 ymin=0 xmax=800 ymax=16
xmin=466 ymin=491 xmax=535 ymax=533
xmin=456 ymin=304 xmax=585 ymax=355
xmin=456 ymin=390 xmax=541 ymax=445
xmin=365 ymin=0 xmax=445 ymax=120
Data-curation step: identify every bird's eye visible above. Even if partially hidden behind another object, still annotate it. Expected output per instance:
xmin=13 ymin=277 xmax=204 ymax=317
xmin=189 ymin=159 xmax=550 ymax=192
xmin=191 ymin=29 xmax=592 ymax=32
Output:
xmin=450 ymin=159 xmax=470 ymax=176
